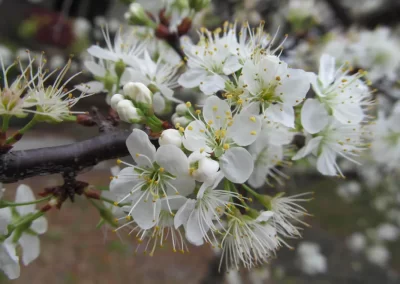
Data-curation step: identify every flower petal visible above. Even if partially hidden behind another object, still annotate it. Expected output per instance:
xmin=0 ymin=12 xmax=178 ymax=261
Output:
xmin=292 ymin=136 xmax=323 ymax=160
xmin=84 ymin=60 xmax=106 ymax=77
xmin=301 ymin=99 xmax=329 ymax=134
xmin=220 ymin=147 xmax=254 ymax=183
xmin=265 ymin=104 xmax=295 ymax=128
xmin=19 ymin=233 xmax=40 ymax=266
xmin=126 ymin=129 xmax=156 ymax=167
xmin=174 ymin=199 xmax=196 ymax=229
xmin=183 ymin=121 xmax=210 ymax=152
xmin=223 ymin=56 xmax=242 ymax=75
xmin=31 ymin=217 xmax=48 ymax=235
xmin=199 ymin=75 xmax=226 ymax=95
xmin=132 ymin=194 xmax=160 ymax=229
xmin=277 ymin=68 xmax=310 ymax=106
xmin=333 ymin=103 xmax=364 ymax=124
xmin=186 ymin=210 xmax=208 ymax=246
xmin=178 ymin=68 xmax=207 ymax=88
xmin=166 ymin=175 xmax=195 ymax=197
xmin=87 ymin=46 xmax=117 ymax=61
xmin=15 ymin=185 xmax=36 ymax=216
xmin=156 ymin=145 xmax=189 ymax=175
xmin=317 ymin=146 xmax=338 ymax=176
xmin=228 ymin=113 xmax=261 ymax=146
xmin=203 ymin=96 xmax=231 ymax=130
xmin=319 ymin=54 xmax=336 ymax=88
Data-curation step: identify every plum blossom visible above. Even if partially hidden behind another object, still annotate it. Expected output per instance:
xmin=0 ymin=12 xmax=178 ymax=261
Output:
xmin=241 ymin=55 xmax=310 ymax=127
xmin=110 ymin=129 xmax=195 ymax=230
xmin=0 ymin=185 xmax=48 ymax=267
xmin=182 ymin=96 xmax=261 ymax=183
xmin=307 ymin=54 xmax=372 ymax=126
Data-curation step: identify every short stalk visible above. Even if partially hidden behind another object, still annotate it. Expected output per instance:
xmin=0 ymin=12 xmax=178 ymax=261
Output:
xmin=0 ymin=195 xmax=52 ymax=208
xmin=5 ymin=115 xmax=38 ymax=145
xmin=1 ymin=115 xmax=10 ymax=132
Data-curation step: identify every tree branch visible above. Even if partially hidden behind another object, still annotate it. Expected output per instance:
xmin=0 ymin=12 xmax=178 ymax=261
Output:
xmin=324 ymin=0 xmax=352 ymax=27
xmin=0 ymin=129 xmax=131 ymax=184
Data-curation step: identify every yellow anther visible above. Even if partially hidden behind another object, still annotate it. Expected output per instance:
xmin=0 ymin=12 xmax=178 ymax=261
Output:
xmin=179 ymin=127 xmax=184 ymax=132
xmin=195 ymin=109 xmax=201 ymax=115
xmin=186 ymin=101 xmax=192 ymax=108
xmin=212 ymin=106 xmax=218 ymax=112
xmin=189 ymin=167 xmax=195 ymax=175
xmin=237 ymin=99 xmax=243 ymax=105
xmin=188 ymin=126 xmax=193 ymax=130
xmin=175 ymin=122 xmax=181 ymax=129
xmin=226 ymin=94 xmax=232 ymax=99
xmin=249 ymin=116 xmax=256 ymax=122
xmin=113 ymin=202 xmax=119 ymax=206
xmin=116 ymin=159 xmax=122 ymax=164
xmin=159 ymin=167 xmax=165 ymax=173
xmin=200 ymin=148 xmax=205 ymax=153
xmin=223 ymin=144 xmax=230 ymax=150
xmin=126 ymin=215 xmax=132 ymax=221
xmin=250 ymin=131 xmax=257 ymax=135
xmin=200 ymin=129 xmax=205 ymax=133
xmin=275 ymin=76 xmax=281 ymax=81
xmin=216 ymin=115 xmax=221 ymax=119
xmin=228 ymin=121 xmax=233 ymax=127
xmin=135 ymin=153 xmax=140 ymax=157
xmin=208 ymin=120 xmax=213 ymax=125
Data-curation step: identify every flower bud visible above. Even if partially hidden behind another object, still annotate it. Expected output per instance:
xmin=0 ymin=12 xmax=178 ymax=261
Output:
xmin=116 ymin=99 xmax=142 ymax=123
xmin=124 ymin=3 xmax=157 ymax=28
xmin=153 ymin=92 xmax=167 ymax=115
xmin=159 ymin=129 xmax=182 ymax=147
xmin=189 ymin=152 xmax=219 ymax=182
xmin=123 ymin=82 xmax=153 ymax=106
xmin=175 ymin=103 xmax=188 ymax=115
xmin=172 ymin=115 xmax=191 ymax=127
xmin=110 ymin=94 xmax=125 ymax=110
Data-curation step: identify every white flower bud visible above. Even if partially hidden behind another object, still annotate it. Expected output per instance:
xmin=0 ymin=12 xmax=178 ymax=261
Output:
xmin=172 ymin=115 xmax=191 ymax=127
xmin=110 ymin=94 xmax=125 ymax=110
xmin=176 ymin=103 xmax=188 ymax=115
xmin=125 ymin=3 xmax=156 ymax=28
xmin=116 ymin=99 xmax=142 ymax=123
xmin=153 ymin=92 xmax=167 ymax=115
xmin=189 ymin=152 xmax=219 ymax=182
xmin=159 ymin=129 xmax=182 ymax=147
xmin=123 ymin=82 xmax=152 ymax=106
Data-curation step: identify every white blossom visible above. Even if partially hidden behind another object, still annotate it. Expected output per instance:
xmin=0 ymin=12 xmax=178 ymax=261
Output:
xmin=159 ymin=129 xmax=182 ymax=147
xmin=366 ymin=244 xmax=390 ymax=267
xmin=296 ymin=242 xmax=327 ymax=275
xmin=110 ymin=129 xmax=195 ymax=230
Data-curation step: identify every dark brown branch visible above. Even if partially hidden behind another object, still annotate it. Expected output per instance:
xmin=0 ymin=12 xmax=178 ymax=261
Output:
xmin=0 ymin=129 xmax=131 ymax=184
xmin=356 ymin=2 xmax=400 ymax=28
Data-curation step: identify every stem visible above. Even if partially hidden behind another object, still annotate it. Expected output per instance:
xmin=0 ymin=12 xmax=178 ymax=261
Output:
xmin=5 ymin=115 xmax=38 ymax=145
xmin=98 ymin=194 xmax=129 ymax=208
xmin=241 ymin=184 xmax=262 ymax=201
xmin=228 ymin=182 xmax=249 ymax=208
xmin=0 ymin=195 xmax=52 ymax=208
xmin=1 ymin=115 xmax=10 ymax=132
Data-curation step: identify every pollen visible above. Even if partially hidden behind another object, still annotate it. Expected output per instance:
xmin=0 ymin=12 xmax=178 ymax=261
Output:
xmin=249 ymin=116 xmax=256 ymax=122
xmin=116 ymin=159 xmax=122 ymax=164
xmin=212 ymin=105 xmax=218 ymax=112
xmin=195 ymin=109 xmax=201 ymax=115
xmin=159 ymin=167 xmax=165 ymax=173
xmin=223 ymin=144 xmax=230 ymax=150
xmin=179 ymin=127 xmax=184 ymax=132
xmin=186 ymin=102 xmax=192 ymax=107
xmin=200 ymin=148 xmax=205 ymax=153
xmin=237 ymin=99 xmax=243 ymax=105
xmin=208 ymin=120 xmax=213 ymax=125
xmin=275 ymin=76 xmax=281 ymax=81
xmin=113 ymin=201 xmax=119 ymax=206
xmin=126 ymin=215 xmax=132 ymax=221
xmin=250 ymin=131 xmax=257 ymax=135
xmin=135 ymin=153 xmax=140 ymax=157
xmin=188 ymin=126 xmax=193 ymax=130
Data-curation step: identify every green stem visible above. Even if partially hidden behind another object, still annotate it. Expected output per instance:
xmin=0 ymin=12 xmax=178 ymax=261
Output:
xmin=229 ymin=182 xmax=249 ymax=208
xmin=0 ymin=195 xmax=52 ymax=208
xmin=241 ymin=184 xmax=262 ymax=201
xmin=5 ymin=116 xmax=37 ymax=144
xmin=1 ymin=115 xmax=10 ymax=132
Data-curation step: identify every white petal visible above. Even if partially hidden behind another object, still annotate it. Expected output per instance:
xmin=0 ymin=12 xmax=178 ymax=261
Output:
xmin=126 ymin=129 xmax=156 ymax=167
xmin=186 ymin=210 xmax=207 ymax=246
xmin=1 ymin=262 xmax=20 ymax=280
xmin=160 ymin=195 xmax=187 ymax=211
xmin=277 ymin=69 xmax=310 ymax=106
xmin=333 ymin=104 xmax=364 ymax=124
xmin=0 ymin=208 xmax=12 ymax=234
xmin=199 ymin=75 xmax=226 ymax=95
xmin=110 ymin=167 xmax=140 ymax=194
xmin=132 ymin=195 xmax=160 ymax=229
xmin=15 ymin=185 xmax=36 ymax=215
xmin=84 ymin=60 xmax=106 ymax=77
xmin=319 ymin=54 xmax=336 ymax=88
xmin=156 ymin=145 xmax=189 ymax=175
xmin=256 ymin=211 xmax=274 ymax=222
xmin=158 ymin=84 xmax=175 ymax=101
xmin=19 ymin=233 xmax=40 ymax=265
xmin=220 ymin=147 xmax=254 ymax=183
xmin=301 ymin=99 xmax=329 ymax=134
xmin=182 ymin=121 xmax=209 ymax=152
xmin=228 ymin=114 xmax=261 ymax=146
xmin=166 ymin=175 xmax=195 ymax=197
xmin=317 ymin=146 xmax=338 ymax=176
xmin=265 ymin=104 xmax=295 ymax=128
xmin=203 ymin=96 xmax=231 ymax=130
xmin=87 ymin=46 xmax=117 ymax=61
xmin=178 ymin=68 xmax=207 ymax=88
xmin=223 ymin=56 xmax=242 ymax=75
xmin=248 ymin=164 xmax=268 ymax=188
xmin=153 ymin=92 xmax=167 ymax=114
xmin=31 ymin=217 xmax=48 ymax=235
xmin=292 ymin=136 xmax=323 ymax=160
xmin=76 ymin=81 xmax=104 ymax=94
xmin=174 ymin=199 xmax=196 ymax=229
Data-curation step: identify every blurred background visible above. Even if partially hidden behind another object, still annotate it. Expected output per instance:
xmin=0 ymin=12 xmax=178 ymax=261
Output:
xmin=1 ymin=0 xmax=400 ymax=283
